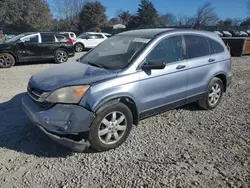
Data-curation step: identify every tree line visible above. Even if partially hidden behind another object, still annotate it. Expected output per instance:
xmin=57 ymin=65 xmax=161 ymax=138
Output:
xmin=1 ymin=0 xmax=250 ymax=33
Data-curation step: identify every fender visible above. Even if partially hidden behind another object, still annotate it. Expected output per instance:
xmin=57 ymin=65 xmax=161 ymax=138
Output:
xmin=95 ymin=98 xmax=120 ymax=114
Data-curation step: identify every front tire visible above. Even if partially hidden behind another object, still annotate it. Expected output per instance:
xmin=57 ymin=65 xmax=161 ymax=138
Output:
xmin=74 ymin=43 xmax=84 ymax=52
xmin=0 ymin=53 xmax=15 ymax=68
xmin=54 ymin=50 xmax=68 ymax=64
xmin=89 ymin=102 xmax=133 ymax=151
xmin=198 ymin=77 xmax=224 ymax=110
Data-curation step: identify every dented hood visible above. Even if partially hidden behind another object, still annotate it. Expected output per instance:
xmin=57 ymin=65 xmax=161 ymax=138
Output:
xmin=30 ymin=60 xmax=118 ymax=91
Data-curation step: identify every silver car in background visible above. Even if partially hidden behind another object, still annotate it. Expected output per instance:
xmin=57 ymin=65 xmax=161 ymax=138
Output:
xmin=22 ymin=29 xmax=232 ymax=152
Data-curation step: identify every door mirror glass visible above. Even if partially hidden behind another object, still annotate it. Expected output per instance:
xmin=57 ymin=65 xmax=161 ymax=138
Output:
xmin=142 ymin=59 xmax=166 ymax=70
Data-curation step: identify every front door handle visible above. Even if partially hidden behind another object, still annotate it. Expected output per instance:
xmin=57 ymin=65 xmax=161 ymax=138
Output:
xmin=176 ymin=65 xmax=186 ymax=69
xmin=208 ymin=58 xmax=215 ymax=62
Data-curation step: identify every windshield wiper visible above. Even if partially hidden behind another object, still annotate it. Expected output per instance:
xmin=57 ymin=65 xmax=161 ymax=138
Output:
xmin=86 ymin=61 xmax=107 ymax=69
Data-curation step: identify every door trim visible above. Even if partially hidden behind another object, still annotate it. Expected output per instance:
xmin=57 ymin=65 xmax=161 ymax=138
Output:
xmin=139 ymin=92 xmax=205 ymax=120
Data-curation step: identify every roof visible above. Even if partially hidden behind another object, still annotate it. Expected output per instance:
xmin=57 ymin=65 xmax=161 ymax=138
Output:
xmin=117 ymin=28 xmax=175 ymax=38
xmin=84 ymin=32 xmax=111 ymax=35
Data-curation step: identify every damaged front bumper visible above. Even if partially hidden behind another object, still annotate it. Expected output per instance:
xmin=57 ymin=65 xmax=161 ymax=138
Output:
xmin=21 ymin=93 xmax=93 ymax=152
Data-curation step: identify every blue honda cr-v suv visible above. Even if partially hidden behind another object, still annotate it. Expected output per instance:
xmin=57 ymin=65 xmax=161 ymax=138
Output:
xmin=22 ymin=29 xmax=233 ymax=151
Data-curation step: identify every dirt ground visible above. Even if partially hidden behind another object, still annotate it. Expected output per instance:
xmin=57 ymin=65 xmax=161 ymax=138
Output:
xmin=0 ymin=54 xmax=249 ymax=188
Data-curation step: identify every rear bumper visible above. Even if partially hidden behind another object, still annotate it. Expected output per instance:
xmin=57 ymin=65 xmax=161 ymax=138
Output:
xmin=21 ymin=93 xmax=93 ymax=152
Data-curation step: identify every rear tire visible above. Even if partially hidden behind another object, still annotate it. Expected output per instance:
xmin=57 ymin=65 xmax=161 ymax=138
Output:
xmin=198 ymin=77 xmax=224 ymax=110
xmin=54 ymin=50 xmax=68 ymax=64
xmin=89 ymin=102 xmax=133 ymax=151
xmin=0 ymin=53 xmax=15 ymax=68
xmin=74 ymin=43 xmax=84 ymax=52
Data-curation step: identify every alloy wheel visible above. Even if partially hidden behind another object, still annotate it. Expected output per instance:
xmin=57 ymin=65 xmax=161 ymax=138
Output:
xmin=57 ymin=52 xmax=67 ymax=63
xmin=75 ymin=44 xmax=83 ymax=52
xmin=0 ymin=54 xmax=12 ymax=67
xmin=208 ymin=83 xmax=221 ymax=106
xmin=98 ymin=111 xmax=127 ymax=145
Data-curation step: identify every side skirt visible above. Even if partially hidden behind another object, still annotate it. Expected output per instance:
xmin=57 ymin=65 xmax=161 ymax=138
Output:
xmin=139 ymin=93 xmax=205 ymax=120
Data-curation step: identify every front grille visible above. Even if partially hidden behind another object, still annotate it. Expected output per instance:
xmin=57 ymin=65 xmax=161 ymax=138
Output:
xmin=27 ymin=82 xmax=53 ymax=110
xmin=27 ymin=82 xmax=44 ymax=101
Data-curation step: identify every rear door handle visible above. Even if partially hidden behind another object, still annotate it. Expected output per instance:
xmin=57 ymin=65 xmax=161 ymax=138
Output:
xmin=176 ymin=65 xmax=186 ymax=69
xmin=208 ymin=58 xmax=215 ymax=62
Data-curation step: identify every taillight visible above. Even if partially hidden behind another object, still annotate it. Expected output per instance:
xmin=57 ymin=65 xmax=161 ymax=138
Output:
xmin=67 ymin=38 xmax=74 ymax=44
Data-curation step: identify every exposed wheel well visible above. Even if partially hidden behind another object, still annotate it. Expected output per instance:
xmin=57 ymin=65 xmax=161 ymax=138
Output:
xmin=119 ymin=97 xmax=139 ymax=126
xmin=214 ymin=74 xmax=227 ymax=92
xmin=95 ymin=97 xmax=139 ymax=126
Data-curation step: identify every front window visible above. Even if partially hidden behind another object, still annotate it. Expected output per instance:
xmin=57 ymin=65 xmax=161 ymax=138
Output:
xmin=145 ymin=35 xmax=184 ymax=64
xmin=21 ymin=35 xmax=39 ymax=44
xmin=79 ymin=35 xmax=150 ymax=70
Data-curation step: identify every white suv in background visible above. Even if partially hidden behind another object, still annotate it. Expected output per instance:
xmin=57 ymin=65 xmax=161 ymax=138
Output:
xmin=59 ymin=32 xmax=77 ymax=40
xmin=74 ymin=32 xmax=111 ymax=52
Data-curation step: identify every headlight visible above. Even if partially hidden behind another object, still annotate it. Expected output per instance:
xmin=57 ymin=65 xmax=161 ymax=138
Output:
xmin=45 ymin=85 xmax=90 ymax=103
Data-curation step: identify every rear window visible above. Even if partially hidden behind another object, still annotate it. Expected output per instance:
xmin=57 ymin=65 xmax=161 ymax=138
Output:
xmin=184 ymin=35 xmax=210 ymax=59
xmin=207 ymin=37 xmax=225 ymax=54
xmin=70 ymin=33 xmax=75 ymax=38
xmin=41 ymin=34 xmax=55 ymax=43
xmin=55 ymin=35 xmax=67 ymax=42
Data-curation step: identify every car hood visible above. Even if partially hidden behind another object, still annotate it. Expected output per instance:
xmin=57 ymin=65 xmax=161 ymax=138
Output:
xmin=30 ymin=60 xmax=118 ymax=91
xmin=0 ymin=42 xmax=12 ymax=49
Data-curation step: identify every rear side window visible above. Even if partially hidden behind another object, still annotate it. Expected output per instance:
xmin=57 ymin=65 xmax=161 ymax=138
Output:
xmin=184 ymin=35 xmax=210 ymax=59
xmin=41 ymin=34 xmax=55 ymax=43
xmin=207 ymin=37 xmax=224 ymax=54
xmin=70 ymin=33 xmax=75 ymax=38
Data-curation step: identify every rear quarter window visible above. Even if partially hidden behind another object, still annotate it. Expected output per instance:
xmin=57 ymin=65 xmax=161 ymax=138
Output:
xmin=207 ymin=37 xmax=225 ymax=54
xmin=184 ymin=35 xmax=210 ymax=59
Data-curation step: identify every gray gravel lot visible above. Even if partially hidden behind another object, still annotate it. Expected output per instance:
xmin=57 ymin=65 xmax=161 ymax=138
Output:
xmin=0 ymin=54 xmax=249 ymax=188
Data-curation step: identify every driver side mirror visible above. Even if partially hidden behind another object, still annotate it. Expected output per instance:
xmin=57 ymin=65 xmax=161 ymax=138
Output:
xmin=85 ymin=35 xmax=90 ymax=40
xmin=141 ymin=59 xmax=166 ymax=70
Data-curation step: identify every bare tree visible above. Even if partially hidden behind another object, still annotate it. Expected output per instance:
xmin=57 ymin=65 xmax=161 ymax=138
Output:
xmin=192 ymin=2 xmax=219 ymax=28
xmin=50 ymin=0 xmax=86 ymax=30
xmin=232 ymin=18 xmax=242 ymax=26
xmin=159 ymin=13 xmax=176 ymax=26
xmin=176 ymin=15 xmax=195 ymax=27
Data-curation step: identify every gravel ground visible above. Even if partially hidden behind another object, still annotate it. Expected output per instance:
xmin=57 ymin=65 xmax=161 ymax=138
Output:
xmin=0 ymin=55 xmax=249 ymax=188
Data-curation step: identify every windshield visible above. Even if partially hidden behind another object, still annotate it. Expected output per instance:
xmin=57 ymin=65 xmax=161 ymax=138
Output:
xmin=5 ymin=33 xmax=27 ymax=43
xmin=79 ymin=35 xmax=150 ymax=70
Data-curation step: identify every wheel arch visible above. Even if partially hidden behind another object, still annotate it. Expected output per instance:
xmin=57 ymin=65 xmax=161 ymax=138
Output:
xmin=214 ymin=73 xmax=227 ymax=92
xmin=0 ymin=51 xmax=18 ymax=62
xmin=74 ymin=42 xmax=85 ymax=48
xmin=94 ymin=96 xmax=139 ymax=126
xmin=207 ymin=72 xmax=227 ymax=92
